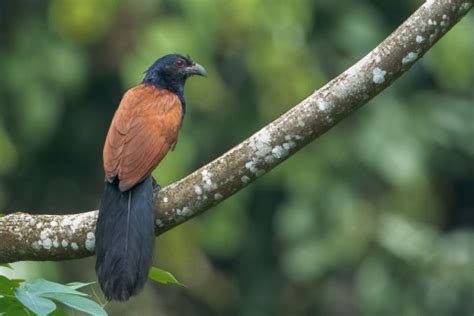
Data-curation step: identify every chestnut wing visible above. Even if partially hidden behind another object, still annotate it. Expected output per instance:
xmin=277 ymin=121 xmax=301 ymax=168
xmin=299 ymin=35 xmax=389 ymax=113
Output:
xmin=103 ymin=84 xmax=183 ymax=192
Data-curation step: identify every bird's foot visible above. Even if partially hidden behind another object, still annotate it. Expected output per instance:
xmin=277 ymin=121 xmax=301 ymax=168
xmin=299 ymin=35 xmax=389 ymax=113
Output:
xmin=152 ymin=177 xmax=162 ymax=193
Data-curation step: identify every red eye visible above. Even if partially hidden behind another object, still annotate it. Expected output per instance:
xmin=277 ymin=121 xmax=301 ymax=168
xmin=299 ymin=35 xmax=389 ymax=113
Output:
xmin=175 ymin=59 xmax=185 ymax=68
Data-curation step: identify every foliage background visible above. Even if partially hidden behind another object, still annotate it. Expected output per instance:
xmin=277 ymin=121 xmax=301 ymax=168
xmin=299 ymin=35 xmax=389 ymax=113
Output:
xmin=1 ymin=0 xmax=473 ymax=315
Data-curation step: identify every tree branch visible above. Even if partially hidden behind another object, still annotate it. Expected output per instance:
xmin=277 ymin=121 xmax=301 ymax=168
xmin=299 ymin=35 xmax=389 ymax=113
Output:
xmin=1 ymin=0 xmax=472 ymax=264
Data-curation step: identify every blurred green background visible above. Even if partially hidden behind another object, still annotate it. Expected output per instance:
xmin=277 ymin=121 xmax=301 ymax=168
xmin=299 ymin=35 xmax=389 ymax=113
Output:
xmin=1 ymin=0 xmax=473 ymax=315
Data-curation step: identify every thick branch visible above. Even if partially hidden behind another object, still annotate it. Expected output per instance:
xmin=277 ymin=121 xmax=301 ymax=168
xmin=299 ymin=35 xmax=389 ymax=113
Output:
xmin=1 ymin=0 xmax=472 ymax=264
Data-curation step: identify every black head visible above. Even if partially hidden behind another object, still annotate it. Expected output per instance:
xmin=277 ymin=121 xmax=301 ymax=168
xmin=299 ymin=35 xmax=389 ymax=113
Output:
xmin=142 ymin=54 xmax=206 ymax=98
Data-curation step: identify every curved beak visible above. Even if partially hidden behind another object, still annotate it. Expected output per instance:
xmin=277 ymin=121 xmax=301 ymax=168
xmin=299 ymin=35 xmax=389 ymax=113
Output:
xmin=186 ymin=63 xmax=207 ymax=77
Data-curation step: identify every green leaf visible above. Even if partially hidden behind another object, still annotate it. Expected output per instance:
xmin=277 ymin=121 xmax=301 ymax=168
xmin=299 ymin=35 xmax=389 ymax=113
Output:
xmin=64 ymin=281 xmax=95 ymax=290
xmin=14 ymin=288 xmax=56 ymax=316
xmin=0 ymin=297 xmax=20 ymax=313
xmin=0 ymin=276 xmax=22 ymax=296
xmin=0 ymin=297 xmax=30 ymax=316
xmin=22 ymin=279 xmax=87 ymax=297
xmin=3 ymin=306 xmax=30 ymax=316
xmin=0 ymin=297 xmax=31 ymax=316
xmin=11 ymin=279 xmax=103 ymax=316
xmin=42 ymin=293 xmax=107 ymax=316
xmin=0 ymin=296 xmax=8 ymax=310
xmin=148 ymin=267 xmax=185 ymax=286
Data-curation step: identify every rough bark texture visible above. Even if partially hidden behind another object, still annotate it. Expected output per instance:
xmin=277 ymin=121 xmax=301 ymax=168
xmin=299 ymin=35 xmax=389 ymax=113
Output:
xmin=1 ymin=0 xmax=472 ymax=264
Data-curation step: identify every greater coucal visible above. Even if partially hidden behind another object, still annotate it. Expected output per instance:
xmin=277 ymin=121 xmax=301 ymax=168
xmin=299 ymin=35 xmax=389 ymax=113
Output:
xmin=95 ymin=54 xmax=206 ymax=301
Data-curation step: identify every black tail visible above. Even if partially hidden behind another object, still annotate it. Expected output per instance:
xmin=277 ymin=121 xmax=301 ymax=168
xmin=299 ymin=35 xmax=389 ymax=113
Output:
xmin=95 ymin=176 xmax=154 ymax=301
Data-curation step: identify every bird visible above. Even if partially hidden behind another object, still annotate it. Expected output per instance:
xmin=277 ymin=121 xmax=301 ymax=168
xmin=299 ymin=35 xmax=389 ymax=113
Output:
xmin=95 ymin=54 xmax=207 ymax=301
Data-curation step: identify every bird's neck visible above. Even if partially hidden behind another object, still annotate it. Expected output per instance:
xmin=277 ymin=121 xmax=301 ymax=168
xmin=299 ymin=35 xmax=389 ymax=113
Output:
xmin=143 ymin=77 xmax=187 ymax=115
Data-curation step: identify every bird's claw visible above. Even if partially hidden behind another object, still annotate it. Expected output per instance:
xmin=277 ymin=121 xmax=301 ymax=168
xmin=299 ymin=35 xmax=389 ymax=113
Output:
xmin=152 ymin=177 xmax=161 ymax=193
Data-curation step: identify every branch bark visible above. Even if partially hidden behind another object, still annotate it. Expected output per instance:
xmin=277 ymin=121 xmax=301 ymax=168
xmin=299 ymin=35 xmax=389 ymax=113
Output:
xmin=1 ymin=0 xmax=472 ymax=264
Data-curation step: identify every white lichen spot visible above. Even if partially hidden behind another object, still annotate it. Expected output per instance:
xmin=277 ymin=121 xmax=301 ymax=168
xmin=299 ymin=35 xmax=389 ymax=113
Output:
xmin=460 ymin=3 xmax=471 ymax=11
xmin=50 ymin=221 xmax=58 ymax=227
xmin=32 ymin=241 xmax=41 ymax=250
xmin=61 ymin=240 xmax=69 ymax=248
xmin=265 ymin=155 xmax=276 ymax=164
xmin=53 ymin=240 xmax=59 ymax=248
xmin=402 ymin=52 xmax=418 ymax=64
xmin=204 ymin=181 xmax=216 ymax=191
xmin=183 ymin=207 xmax=192 ymax=216
xmin=155 ymin=219 xmax=164 ymax=227
xmin=163 ymin=197 xmax=169 ymax=203
xmin=250 ymin=129 xmax=272 ymax=157
xmin=416 ymin=35 xmax=425 ymax=43
xmin=316 ymin=99 xmax=329 ymax=111
xmin=245 ymin=160 xmax=256 ymax=171
xmin=241 ymin=175 xmax=250 ymax=184
xmin=246 ymin=160 xmax=258 ymax=173
xmin=36 ymin=222 xmax=43 ymax=229
xmin=201 ymin=169 xmax=217 ymax=191
xmin=85 ymin=232 xmax=95 ymax=252
xmin=282 ymin=141 xmax=296 ymax=151
xmin=71 ymin=242 xmax=79 ymax=250
xmin=63 ymin=215 xmax=86 ymax=233
xmin=43 ymin=238 xmax=53 ymax=250
xmin=194 ymin=185 xmax=203 ymax=195
xmin=176 ymin=206 xmax=192 ymax=217
xmin=372 ymin=67 xmax=387 ymax=84
xmin=245 ymin=159 xmax=266 ymax=176
xmin=297 ymin=119 xmax=305 ymax=127
xmin=375 ymin=55 xmax=382 ymax=63
xmin=40 ymin=229 xmax=50 ymax=240
xmin=214 ymin=193 xmax=223 ymax=200
xmin=272 ymin=145 xmax=289 ymax=159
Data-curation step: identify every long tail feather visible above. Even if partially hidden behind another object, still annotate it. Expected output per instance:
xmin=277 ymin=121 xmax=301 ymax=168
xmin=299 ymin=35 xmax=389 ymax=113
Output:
xmin=95 ymin=176 xmax=154 ymax=301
